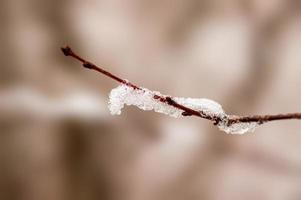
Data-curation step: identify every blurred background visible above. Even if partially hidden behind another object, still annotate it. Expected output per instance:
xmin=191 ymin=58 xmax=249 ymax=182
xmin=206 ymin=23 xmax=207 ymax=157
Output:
xmin=1 ymin=0 xmax=301 ymax=199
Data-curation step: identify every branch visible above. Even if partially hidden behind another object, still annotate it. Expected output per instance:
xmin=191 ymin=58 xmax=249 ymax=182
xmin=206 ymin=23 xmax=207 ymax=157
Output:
xmin=61 ymin=45 xmax=301 ymax=128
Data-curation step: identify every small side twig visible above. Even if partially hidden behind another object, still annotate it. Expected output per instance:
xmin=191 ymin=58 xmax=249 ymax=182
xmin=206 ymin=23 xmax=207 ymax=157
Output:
xmin=61 ymin=45 xmax=301 ymax=126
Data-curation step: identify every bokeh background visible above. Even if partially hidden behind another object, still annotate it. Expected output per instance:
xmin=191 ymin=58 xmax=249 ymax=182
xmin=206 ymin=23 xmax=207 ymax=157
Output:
xmin=1 ymin=0 xmax=301 ymax=200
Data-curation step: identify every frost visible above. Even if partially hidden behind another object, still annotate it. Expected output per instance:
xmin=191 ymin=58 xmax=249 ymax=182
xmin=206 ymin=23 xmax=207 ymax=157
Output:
xmin=108 ymin=84 xmax=225 ymax=119
xmin=217 ymin=121 xmax=259 ymax=135
xmin=174 ymin=97 xmax=226 ymax=118
xmin=108 ymin=85 xmax=182 ymax=117
xmin=108 ymin=84 xmax=259 ymax=134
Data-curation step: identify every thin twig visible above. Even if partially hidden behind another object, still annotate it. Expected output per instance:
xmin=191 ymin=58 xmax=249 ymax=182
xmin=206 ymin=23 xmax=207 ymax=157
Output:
xmin=61 ymin=45 xmax=301 ymax=125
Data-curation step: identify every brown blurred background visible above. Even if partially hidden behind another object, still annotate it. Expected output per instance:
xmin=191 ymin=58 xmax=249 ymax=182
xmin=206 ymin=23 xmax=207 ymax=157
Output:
xmin=1 ymin=0 xmax=301 ymax=200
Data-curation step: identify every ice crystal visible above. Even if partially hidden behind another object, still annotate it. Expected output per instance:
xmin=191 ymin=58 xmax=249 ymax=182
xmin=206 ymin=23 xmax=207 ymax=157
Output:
xmin=108 ymin=84 xmax=259 ymax=134
xmin=217 ymin=121 xmax=259 ymax=134
xmin=108 ymin=85 xmax=181 ymax=117
xmin=174 ymin=97 xmax=226 ymax=118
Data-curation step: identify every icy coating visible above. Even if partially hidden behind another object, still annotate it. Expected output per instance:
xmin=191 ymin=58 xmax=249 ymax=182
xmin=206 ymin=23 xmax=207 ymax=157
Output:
xmin=217 ymin=121 xmax=258 ymax=134
xmin=108 ymin=84 xmax=259 ymax=134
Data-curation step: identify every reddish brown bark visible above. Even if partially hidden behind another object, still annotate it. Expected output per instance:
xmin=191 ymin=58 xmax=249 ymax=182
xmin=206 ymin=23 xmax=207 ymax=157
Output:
xmin=61 ymin=46 xmax=301 ymax=126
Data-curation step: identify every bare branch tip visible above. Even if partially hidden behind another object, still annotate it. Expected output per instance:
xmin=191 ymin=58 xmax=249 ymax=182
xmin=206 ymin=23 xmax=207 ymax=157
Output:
xmin=61 ymin=45 xmax=73 ymax=56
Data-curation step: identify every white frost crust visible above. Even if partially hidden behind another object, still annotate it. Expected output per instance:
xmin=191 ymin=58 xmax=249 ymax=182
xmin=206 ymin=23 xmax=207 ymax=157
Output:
xmin=217 ymin=121 xmax=258 ymax=135
xmin=174 ymin=97 xmax=226 ymax=118
xmin=108 ymin=84 xmax=259 ymax=134
xmin=108 ymin=85 xmax=181 ymax=117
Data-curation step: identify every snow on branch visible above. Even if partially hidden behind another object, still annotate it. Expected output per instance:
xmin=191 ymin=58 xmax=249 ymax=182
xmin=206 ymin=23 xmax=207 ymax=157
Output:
xmin=61 ymin=46 xmax=301 ymax=134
